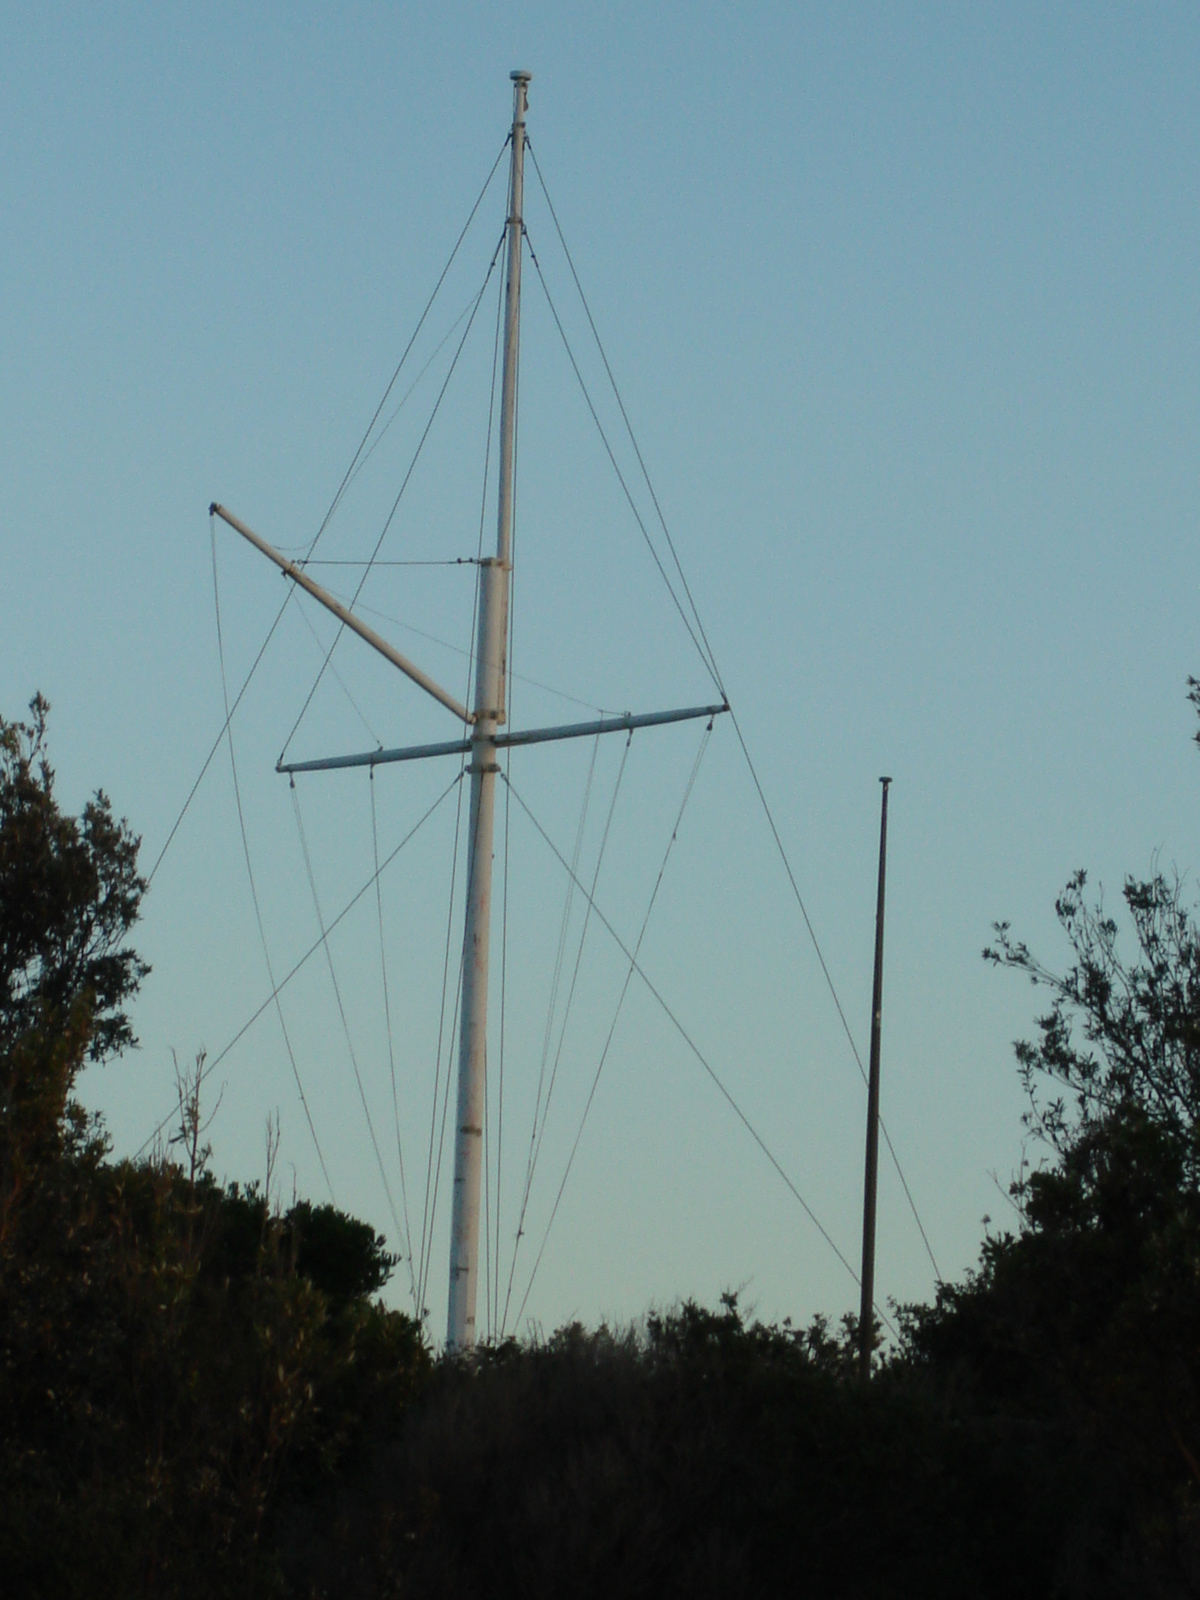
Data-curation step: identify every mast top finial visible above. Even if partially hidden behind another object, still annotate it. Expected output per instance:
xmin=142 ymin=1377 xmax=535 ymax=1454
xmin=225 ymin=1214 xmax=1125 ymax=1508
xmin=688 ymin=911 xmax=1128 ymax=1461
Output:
xmin=510 ymin=69 xmax=532 ymax=83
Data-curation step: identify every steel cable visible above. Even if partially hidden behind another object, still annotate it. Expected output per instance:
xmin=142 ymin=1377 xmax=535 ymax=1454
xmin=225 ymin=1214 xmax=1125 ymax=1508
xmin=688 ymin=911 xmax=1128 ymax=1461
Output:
xmin=519 ymin=736 xmax=601 ymax=1216
xmin=371 ymin=768 xmax=419 ymax=1308
xmin=502 ymin=771 xmax=897 ymax=1337
xmin=146 ymin=567 xmax=292 ymax=889
xmin=209 ymin=519 xmax=335 ymax=1197
xmin=148 ymin=150 xmax=508 ymax=887
xmin=136 ymin=773 xmax=462 ymax=1159
xmin=421 ymin=954 xmax=465 ymax=1320
xmin=524 ymin=152 xmax=941 ymax=1287
xmin=504 ymin=728 xmax=638 ymax=1335
xmin=416 ymin=739 xmax=469 ymax=1319
xmin=293 ymin=595 xmax=381 ymax=747
xmin=304 ymin=138 xmax=511 ymax=562
xmin=523 ymin=235 xmax=722 ymax=699
xmin=415 ymin=274 xmax=504 ymax=1317
xmin=480 ymin=233 xmax=509 ymax=1340
xmin=290 ymin=777 xmax=408 ymax=1249
xmin=278 ymin=229 xmax=506 ymax=766
xmin=528 ymin=141 xmax=723 ymax=689
xmin=502 ymin=736 xmax=606 ymax=1327
xmin=529 ymin=733 xmax=632 ymax=1207
xmin=511 ymin=722 xmax=710 ymax=1333
xmin=727 ymin=712 xmax=942 ymax=1283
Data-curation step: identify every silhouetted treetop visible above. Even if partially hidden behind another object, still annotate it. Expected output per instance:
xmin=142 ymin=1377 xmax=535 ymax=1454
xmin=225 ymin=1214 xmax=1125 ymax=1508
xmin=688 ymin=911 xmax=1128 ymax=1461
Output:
xmin=0 ymin=693 xmax=147 ymax=1065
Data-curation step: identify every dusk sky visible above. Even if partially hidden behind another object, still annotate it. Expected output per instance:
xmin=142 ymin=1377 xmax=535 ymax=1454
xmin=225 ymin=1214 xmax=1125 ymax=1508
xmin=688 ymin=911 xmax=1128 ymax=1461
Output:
xmin=4 ymin=3 xmax=1198 ymax=1340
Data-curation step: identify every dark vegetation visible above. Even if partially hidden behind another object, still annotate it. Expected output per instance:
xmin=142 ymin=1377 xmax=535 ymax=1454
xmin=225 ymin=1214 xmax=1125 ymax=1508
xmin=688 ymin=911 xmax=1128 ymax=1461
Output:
xmin=5 ymin=688 xmax=1200 ymax=1595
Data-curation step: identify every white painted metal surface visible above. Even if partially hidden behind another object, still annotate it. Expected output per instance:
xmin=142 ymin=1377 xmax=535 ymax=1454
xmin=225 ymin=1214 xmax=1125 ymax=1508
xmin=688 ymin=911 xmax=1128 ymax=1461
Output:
xmin=208 ymin=502 xmax=471 ymax=725
xmin=445 ymin=70 xmax=530 ymax=1350
xmin=214 ymin=71 xmax=720 ymax=1351
xmin=276 ymin=704 xmax=729 ymax=775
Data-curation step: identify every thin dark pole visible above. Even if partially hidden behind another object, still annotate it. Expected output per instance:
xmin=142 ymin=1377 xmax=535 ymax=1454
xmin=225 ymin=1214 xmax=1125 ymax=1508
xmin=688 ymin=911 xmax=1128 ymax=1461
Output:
xmin=859 ymin=776 xmax=891 ymax=1380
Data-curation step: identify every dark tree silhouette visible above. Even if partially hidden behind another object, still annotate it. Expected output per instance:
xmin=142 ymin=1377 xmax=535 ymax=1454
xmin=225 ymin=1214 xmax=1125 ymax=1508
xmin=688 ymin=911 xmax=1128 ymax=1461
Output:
xmin=0 ymin=694 xmax=147 ymax=1237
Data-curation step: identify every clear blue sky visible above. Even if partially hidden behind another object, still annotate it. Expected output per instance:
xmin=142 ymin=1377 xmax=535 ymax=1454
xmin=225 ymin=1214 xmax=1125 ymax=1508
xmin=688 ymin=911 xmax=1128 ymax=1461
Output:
xmin=4 ymin=3 xmax=1198 ymax=1340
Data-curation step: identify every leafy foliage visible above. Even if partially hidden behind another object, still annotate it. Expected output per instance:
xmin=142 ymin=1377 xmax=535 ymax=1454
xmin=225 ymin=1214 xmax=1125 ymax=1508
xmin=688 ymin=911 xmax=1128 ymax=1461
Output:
xmin=0 ymin=692 xmax=147 ymax=1062
xmin=0 ymin=699 xmax=428 ymax=1598
xmin=284 ymin=1200 xmax=399 ymax=1311
xmin=0 ymin=695 xmax=147 ymax=1243
xmin=897 ymin=686 xmax=1200 ymax=1592
xmin=282 ymin=1299 xmax=1064 ymax=1600
xmin=9 ymin=687 xmax=1200 ymax=1595
xmin=2 ymin=1141 xmax=427 ymax=1598
xmin=986 ymin=867 xmax=1200 ymax=1169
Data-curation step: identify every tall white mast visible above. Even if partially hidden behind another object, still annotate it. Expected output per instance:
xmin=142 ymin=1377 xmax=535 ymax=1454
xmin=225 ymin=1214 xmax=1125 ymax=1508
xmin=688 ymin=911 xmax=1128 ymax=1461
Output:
xmin=446 ymin=69 xmax=530 ymax=1349
xmin=212 ymin=68 xmax=726 ymax=1352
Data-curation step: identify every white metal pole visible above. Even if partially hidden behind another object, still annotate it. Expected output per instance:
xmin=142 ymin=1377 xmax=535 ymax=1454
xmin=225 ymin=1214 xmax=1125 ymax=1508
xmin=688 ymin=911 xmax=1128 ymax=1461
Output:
xmin=446 ymin=70 xmax=530 ymax=1349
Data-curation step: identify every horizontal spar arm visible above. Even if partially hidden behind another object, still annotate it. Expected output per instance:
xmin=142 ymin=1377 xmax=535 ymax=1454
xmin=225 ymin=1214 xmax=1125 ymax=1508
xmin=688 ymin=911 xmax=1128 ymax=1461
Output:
xmin=277 ymin=701 xmax=730 ymax=775
xmin=209 ymin=502 xmax=472 ymax=726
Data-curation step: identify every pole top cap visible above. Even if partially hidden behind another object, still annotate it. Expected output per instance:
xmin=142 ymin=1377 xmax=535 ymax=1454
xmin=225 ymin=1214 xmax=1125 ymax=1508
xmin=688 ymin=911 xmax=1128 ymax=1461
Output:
xmin=879 ymin=775 xmax=892 ymax=785
xmin=510 ymin=69 xmax=532 ymax=83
